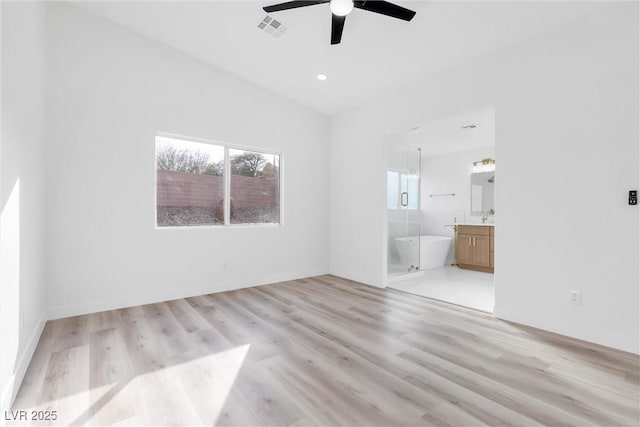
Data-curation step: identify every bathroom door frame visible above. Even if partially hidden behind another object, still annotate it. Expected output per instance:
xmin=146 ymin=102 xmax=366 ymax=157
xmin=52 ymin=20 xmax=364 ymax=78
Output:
xmin=381 ymin=106 xmax=497 ymax=314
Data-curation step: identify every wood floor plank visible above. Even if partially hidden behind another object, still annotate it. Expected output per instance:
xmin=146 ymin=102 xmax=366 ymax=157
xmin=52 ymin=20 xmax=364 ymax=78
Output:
xmin=170 ymin=348 xmax=263 ymax=426
xmin=164 ymin=298 xmax=211 ymax=334
xmin=404 ymin=372 xmax=542 ymax=426
xmin=119 ymin=317 xmax=166 ymax=374
xmin=230 ymin=365 xmax=306 ymax=427
xmin=256 ymin=354 xmax=400 ymax=426
xmin=237 ymin=301 xmax=433 ymax=424
xmin=399 ymin=346 xmax=611 ymax=426
xmin=10 ymin=274 xmax=639 ymax=426
xmin=194 ymin=304 xmax=253 ymax=346
xmin=50 ymin=315 xmax=90 ymax=353
xmin=37 ymin=345 xmax=91 ymax=426
xmin=141 ymin=303 xmax=195 ymax=357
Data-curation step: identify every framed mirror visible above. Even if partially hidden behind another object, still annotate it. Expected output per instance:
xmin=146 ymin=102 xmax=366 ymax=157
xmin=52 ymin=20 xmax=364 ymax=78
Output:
xmin=470 ymin=171 xmax=495 ymax=216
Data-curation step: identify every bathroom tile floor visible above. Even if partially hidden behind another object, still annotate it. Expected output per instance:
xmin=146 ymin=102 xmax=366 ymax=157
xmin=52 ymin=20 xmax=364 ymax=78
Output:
xmin=388 ymin=266 xmax=494 ymax=312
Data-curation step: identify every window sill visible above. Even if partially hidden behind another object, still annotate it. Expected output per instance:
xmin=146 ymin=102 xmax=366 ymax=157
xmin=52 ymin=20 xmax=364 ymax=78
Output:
xmin=155 ymin=223 xmax=282 ymax=230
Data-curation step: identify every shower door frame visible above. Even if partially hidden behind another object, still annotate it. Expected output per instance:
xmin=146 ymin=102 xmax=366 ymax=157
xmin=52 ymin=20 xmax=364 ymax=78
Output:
xmin=385 ymin=143 xmax=422 ymax=279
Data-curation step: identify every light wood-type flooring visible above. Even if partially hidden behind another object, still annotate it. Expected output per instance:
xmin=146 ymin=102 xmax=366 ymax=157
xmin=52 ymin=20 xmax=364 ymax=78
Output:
xmin=11 ymin=275 xmax=640 ymax=426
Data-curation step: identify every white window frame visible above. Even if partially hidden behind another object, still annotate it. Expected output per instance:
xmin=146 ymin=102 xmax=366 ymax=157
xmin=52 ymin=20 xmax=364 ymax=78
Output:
xmin=155 ymin=133 xmax=283 ymax=229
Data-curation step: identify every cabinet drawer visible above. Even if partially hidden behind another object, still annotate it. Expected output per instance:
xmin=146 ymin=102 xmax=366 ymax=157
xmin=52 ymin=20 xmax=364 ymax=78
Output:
xmin=457 ymin=225 xmax=490 ymax=236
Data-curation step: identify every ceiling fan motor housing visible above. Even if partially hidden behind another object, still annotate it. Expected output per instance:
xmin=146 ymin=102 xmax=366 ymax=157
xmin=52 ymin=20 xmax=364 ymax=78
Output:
xmin=262 ymin=0 xmax=416 ymax=44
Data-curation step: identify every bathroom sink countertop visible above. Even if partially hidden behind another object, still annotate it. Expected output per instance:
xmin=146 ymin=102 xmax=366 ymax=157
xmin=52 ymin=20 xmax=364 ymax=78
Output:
xmin=456 ymin=223 xmax=495 ymax=226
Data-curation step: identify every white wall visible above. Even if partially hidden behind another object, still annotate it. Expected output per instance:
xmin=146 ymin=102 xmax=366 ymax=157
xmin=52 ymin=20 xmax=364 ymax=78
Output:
xmin=421 ymin=147 xmax=495 ymax=233
xmin=420 ymin=147 xmax=495 ymax=264
xmin=44 ymin=3 xmax=329 ymax=318
xmin=330 ymin=3 xmax=639 ymax=353
xmin=1 ymin=1 xmax=48 ymax=409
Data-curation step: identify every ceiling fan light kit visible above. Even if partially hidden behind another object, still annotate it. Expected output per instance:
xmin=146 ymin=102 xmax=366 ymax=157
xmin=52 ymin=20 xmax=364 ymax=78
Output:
xmin=329 ymin=0 xmax=354 ymax=16
xmin=263 ymin=0 xmax=416 ymax=45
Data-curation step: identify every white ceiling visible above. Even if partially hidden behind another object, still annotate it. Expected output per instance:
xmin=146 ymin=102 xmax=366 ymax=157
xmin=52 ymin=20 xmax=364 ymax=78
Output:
xmin=390 ymin=106 xmax=494 ymax=156
xmin=73 ymin=1 xmax=614 ymax=116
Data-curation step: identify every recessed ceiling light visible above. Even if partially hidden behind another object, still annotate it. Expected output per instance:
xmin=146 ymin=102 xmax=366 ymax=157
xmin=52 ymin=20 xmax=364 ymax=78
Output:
xmin=317 ymin=74 xmax=328 ymax=81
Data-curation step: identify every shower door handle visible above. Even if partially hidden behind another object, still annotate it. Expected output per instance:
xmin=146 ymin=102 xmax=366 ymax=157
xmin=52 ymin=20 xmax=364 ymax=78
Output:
xmin=400 ymin=192 xmax=409 ymax=207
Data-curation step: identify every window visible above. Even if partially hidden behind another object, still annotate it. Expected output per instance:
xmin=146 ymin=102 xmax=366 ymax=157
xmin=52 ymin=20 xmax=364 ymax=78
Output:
xmin=156 ymin=136 xmax=280 ymax=227
xmin=229 ymin=149 xmax=280 ymax=224
xmin=387 ymin=171 xmax=399 ymax=209
xmin=387 ymin=170 xmax=419 ymax=209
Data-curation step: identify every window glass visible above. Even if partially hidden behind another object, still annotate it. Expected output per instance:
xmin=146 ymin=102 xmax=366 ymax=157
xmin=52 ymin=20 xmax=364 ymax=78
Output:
xmin=387 ymin=171 xmax=399 ymax=209
xmin=229 ymin=149 xmax=280 ymax=224
xmin=407 ymin=174 xmax=419 ymax=209
xmin=389 ymin=171 xmax=419 ymax=210
xmin=156 ymin=137 xmax=224 ymax=227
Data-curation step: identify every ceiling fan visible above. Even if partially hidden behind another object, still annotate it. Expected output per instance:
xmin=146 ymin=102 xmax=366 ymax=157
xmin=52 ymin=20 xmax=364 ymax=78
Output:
xmin=262 ymin=0 xmax=416 ymax=45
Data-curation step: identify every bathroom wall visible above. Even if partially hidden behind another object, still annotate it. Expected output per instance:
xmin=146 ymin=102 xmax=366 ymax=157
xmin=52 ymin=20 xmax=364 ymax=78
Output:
xmin=387 ymin=144 xmax=495 ymax=267
xmin=420 ymin=146 xmax=495 ymax=263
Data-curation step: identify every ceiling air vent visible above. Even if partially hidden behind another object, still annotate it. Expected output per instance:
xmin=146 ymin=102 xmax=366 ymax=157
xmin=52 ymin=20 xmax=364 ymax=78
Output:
xmin=258 ymin=15 xmax=288 ymax=38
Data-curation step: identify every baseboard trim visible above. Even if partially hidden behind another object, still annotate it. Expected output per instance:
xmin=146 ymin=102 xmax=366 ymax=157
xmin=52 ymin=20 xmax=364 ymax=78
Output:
xmin=386 ymin=270 xmax=426 ymax=285
xmin=493 ymin=307 xmax=639 ymax=355
xmin=47 ymin=269 xmax=330 ymax=321
xmin=328 ymin=271 xmax=384 ymax=289
xmin=1 ymin=313 xmax=47 ymax=414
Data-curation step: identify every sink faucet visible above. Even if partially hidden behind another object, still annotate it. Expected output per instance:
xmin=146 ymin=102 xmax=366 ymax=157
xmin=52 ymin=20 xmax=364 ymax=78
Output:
xmin=481 ymin=209 xmax=495 ymax=224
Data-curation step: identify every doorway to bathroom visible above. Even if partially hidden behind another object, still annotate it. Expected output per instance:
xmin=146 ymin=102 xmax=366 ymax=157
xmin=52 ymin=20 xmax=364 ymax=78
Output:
xmin=385 ymin=107 xmax=496 ymax=313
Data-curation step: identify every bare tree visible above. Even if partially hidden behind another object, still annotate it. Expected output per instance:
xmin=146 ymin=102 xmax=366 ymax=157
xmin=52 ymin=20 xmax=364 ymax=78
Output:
xmin=157 ymin=145 xmax=220 ymax=175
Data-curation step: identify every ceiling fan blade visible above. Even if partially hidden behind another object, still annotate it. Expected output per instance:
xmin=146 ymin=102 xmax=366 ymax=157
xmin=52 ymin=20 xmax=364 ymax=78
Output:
xmin=353 ymin=1 xmax=416 ymax=21
xmin=331 ymin=14 xmax=346 ymax=45
xmin=263 ymin=0 xmax=329 ymax=13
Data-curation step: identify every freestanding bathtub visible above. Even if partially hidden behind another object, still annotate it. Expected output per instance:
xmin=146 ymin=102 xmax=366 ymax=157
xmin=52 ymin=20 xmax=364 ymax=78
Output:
xmin=394 ymin=235 xmax=452 ymax=270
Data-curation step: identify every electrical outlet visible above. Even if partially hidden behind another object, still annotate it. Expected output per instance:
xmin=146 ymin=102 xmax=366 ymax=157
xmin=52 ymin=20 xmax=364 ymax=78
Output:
xmin=570 ymin=290 xmax=581 ymax=305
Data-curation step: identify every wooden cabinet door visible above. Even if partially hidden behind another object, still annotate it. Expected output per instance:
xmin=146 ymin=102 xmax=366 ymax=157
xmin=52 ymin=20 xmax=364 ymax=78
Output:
xmin=490 ymin=235 xmax=495 ymax=268
xmin=456 ymin=234 xmax=474 ymax=265
xmin=473 ymin=235 xmax=491 ymax=267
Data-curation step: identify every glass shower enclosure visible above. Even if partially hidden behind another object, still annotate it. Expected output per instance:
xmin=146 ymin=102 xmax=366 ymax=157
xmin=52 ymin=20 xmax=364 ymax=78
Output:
xmin=386 ymin=143 xmax=421 ymax=277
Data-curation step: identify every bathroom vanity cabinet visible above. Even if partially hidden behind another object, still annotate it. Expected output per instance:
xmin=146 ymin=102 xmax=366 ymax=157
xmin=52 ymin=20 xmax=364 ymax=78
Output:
xmin=456 ymin=225 xmax=494 ymax=273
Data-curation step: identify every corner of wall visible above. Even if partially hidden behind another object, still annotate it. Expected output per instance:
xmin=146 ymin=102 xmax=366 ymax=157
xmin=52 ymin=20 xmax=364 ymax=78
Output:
xmin=1 ymin=0 xmax=50 ymax=411
xmin=0 ymin=313 xmax=47 ymax=412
